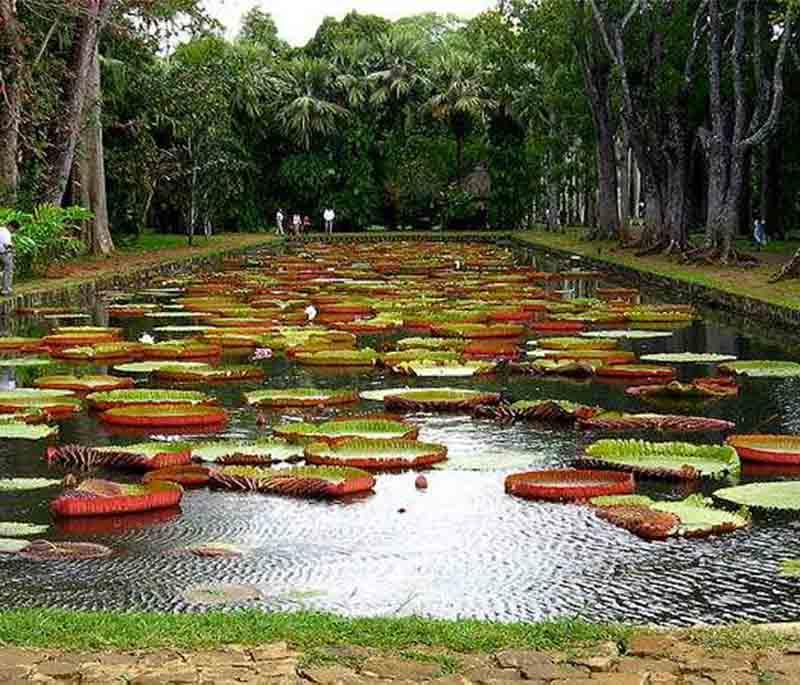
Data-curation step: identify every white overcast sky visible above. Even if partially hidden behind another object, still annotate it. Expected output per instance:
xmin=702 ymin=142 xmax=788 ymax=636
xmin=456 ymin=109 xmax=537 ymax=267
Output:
xmin=203 ymin=0 xmax=494 ymax=45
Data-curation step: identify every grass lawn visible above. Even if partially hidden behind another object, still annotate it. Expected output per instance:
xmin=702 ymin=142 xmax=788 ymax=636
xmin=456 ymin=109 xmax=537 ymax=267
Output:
xmin=517 ymin=229 xmax=800 ymax=312
xmin=14 ymin=232 xmax=278 ymax=296
xmin=0 ymin=609 xmax=796 ymax=655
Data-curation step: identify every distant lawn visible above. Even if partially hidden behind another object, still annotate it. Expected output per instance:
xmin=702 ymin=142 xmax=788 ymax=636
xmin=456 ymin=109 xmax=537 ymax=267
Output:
xmin=517 ymin=228 xmax=800 ymax=312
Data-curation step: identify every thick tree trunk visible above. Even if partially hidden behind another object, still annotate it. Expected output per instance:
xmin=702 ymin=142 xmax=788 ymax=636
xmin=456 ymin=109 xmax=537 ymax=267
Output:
xmin=42 ymin=0 xmax=115 ymax=206
xmin=0 ymin=0 xmax=21 ymax=203
xmin=79 ymin=46 xmax=113 ymax=256
xmin=617 ymin=140 xmax=631 ymax=235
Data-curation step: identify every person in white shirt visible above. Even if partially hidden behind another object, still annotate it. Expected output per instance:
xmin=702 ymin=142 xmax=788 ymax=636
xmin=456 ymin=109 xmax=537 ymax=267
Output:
xmin=292 ymin=213 xmax=302 ymax=236
xmin=275 ymin=209 xmax=285 ymax=235
xmin=323 ymin=208 xmax=335 ymax=234
xmin=0 ymin=220 xmax=17 ymax=297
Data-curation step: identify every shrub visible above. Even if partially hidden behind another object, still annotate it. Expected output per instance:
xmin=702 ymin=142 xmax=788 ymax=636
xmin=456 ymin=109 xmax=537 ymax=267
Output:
xmin=0 ymin=205 xmax=90 ymax=278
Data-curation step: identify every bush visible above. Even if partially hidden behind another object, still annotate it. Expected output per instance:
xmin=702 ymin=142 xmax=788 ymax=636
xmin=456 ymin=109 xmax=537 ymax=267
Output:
xmin=0 ymin=205 xmax=90 ymax=278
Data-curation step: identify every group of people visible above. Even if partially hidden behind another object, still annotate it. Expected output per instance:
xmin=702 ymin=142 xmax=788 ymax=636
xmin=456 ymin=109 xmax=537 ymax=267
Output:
xmin=275 ymin=208 xmax=336 ymax=236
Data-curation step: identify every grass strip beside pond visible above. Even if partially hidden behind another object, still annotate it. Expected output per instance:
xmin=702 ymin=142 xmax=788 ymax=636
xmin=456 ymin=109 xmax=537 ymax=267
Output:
xmin=516 ymin=229 xmax=800 ymax=312
xmin=0 ymin=610 xmax=630 ymax=651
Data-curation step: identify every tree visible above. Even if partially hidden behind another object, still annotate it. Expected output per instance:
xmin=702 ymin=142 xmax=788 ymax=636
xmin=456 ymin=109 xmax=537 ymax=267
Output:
xmin=0 ymin=0 xmax=23 ymax=203
xmin=238 ymin=8 xmax=288 ymax=56
xmin=699 ymin=0 xmax=796 ymax=263
xmin=425 ymin=50 xmax=496 ymax=183
xmin=271 ymin=57 xmax=350 ymax=151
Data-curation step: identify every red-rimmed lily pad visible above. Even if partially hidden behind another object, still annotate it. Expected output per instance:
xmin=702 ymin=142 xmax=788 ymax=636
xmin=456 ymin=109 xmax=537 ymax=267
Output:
xmin=305 ymin=438 xmax=447 ymax=471
xmin=383 ymin=388 xmax=500 ymax=412
xmin=47 ymin=442 xmax=192 ymax=471
xmin=34 ymin=374 xmax=135 ymax=393
xmin=273 ymin=418 xmax=418 ymax=444
xmin=86 ymin=389 xmax=216 ymax=411
xmin=578 ymin=412 xmax=735 ymax=433
xmin=50 ymin=478 xmax=184 ymax=517
xmin=190 ymin=439 xmax=304 ymax=465
xmin=141 ymin=341 xmax=222 ymax=360
xmin=582 ymin=439 xmax=740 ymax=479
xmin=726 ymin=435 xmax=800 ymax=465
xmin=143 ymin=464 xmax=212 ymax=487
xmin=99 ymin=404 xmax=228 ymax=428
xmin=505 ymin=469 xmax=634 ymax=502
xmin=244 ymin=388 xmax=358 ymax=408
xmin=211 ymin=465 xmax=375 ymax=498
xmin=595 ymin=365 xmax=677 ymax=381
xmin=293 ymin=349 xmax=378 ymax=367
xmin=153 ymin=365 xmax=265 ymax=384
xmin=52 ymin=343 xmax=143 ymax=361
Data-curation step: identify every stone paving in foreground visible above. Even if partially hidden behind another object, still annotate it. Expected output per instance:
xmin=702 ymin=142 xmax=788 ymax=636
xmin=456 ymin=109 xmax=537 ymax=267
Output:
xmin=1 ymin=634 xmax=798 ymax=684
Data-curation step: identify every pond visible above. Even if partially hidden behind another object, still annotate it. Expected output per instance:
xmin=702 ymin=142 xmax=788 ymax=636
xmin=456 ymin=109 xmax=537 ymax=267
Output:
xmin=1 ymin=239 xmax=799 ymax=627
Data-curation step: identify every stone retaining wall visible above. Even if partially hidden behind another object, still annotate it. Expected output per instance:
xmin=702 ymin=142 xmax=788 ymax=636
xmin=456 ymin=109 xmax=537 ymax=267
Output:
xmin=0 ymin=241 xmax=281 ymax=317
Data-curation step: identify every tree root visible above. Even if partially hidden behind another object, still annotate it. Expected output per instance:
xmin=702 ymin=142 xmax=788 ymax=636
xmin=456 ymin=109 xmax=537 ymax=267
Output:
xmin=682 ymin=246 xmax=759 ymax=267
xmin=770 ymin=248 xmax=800 ymax=283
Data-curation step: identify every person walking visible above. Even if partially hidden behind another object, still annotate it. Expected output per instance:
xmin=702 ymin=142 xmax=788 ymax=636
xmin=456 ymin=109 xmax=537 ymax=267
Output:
xmin=0 ymin=220 xmax=17 ymax=297
xmin=753 ymin=215 xmax=768 ymax=249
xmin=323 ymin=207 xmax=335 ymax=234
xmin=292 ymin=213 xmax=302 ymax=237
xmin=276 ymin=208 xmax=285 ymax=236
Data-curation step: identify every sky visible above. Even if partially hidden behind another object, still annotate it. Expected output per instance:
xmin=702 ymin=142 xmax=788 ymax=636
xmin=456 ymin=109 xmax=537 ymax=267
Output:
xmin=203 ymin=0 xmax=495 ymax=45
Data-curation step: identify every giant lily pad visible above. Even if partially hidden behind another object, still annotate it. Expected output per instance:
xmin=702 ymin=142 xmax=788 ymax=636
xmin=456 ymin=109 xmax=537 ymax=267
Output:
xmin=651 ymin=495 xmax=749 ymax=537
xmin=719 ymin=360 xmax=800 ymax=378
xmin=534 ymin=337 xmax=619 ymax=351
xmin=51 ymin=478 xmax=184 ymax=517
xmin=726 ymin=435 xmax=800 ymax=465
xmin=19 ymin=540 xmax=112 ymax=560
xmin=0 ymin=538 xmax=32 ymax=554
xmin=510 ymin=399 xmax=601 ymax=422
xmin=391 ymin=360 xmax=496 ymax=377
xmin=99 ymin=404 xmax=228 ymax=428
xmin=244 ymin=388 xmax=358 ymax=408
xmin=293 ymin=349 xmax=378 ymax=367
xmin=583 ymin=439 xmax=740 ymax=480
xmin=0 ymin=358 xmax=52 ymax=368
xmin=274 ymin=418 xmax=418 ymax=444
xmin=211 ymin=465 xmax=376 ymax=497
xmin=305 ymin=438 xmax=447 ymax=471
xmin=639 ymin=352 xmax=737 ymax=364
xmin=383 ymin=388 xmax=500 ymax=412
xmin=0 ymin=422 xmax=58 ymax=440
xmin=87 ymin=389 xmax=215 ymax=411
xmin=191 ymin=439 xmax=303 ymax=465
xmin=578 ymin=412 xmax=735 ymax=433
xmin=154 ymin=365 xmax=265 ymax=383
xmin=113 ymin=361 xmax=211 ymax=374
xmin=505 ymin=469 xmax=634 ymax=502
xmin=0 ymin=522 xmax=49 ymax=537
xmin=0 ymin=478 xmax=61 ymax=491
xmin=580 ymin=330 xmax=673 ymax=340
xmin=714 ymin=482 xmax=800 ymax=511
xmin=34 ymin=374 xmax=135 ymax=393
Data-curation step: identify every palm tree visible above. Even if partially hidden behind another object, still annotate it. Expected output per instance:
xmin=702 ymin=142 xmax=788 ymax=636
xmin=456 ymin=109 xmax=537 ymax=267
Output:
xmin=368 ymin=29 xmax=430 ymax=129
xmin=271 ymin=57 xmax=350 ymax=150
xmin=424 ymin=50 xmax=496 ymax=182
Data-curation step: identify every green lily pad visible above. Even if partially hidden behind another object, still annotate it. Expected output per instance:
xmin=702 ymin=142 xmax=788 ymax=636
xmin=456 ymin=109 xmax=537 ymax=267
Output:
xmin=113 ymin=361 xmax=211 ymax=374
xmin=714 ymin=482 xmax=800 ymax=511
xmin=0 ymin=538 xmax=31 ymax=554
xmin=640 ymin=353 xmax=737 ymax=364
xmin=590 ymin=495 xmax=655 ymax=508
xmin=0 ymin=478 xmax=61 ymax=491
xmin=0 ymin=358 xmax=52 ymax=368
xmin=191 ymin=439 xmax=303 ymax=464
xmin=719 ymin=361 xmax=800 ymax=378
xmin=779 ymin=560 xmax=800 ymax=578
xmin=580 ymin=330 xmax=674 ymax=340
xmin=651 ymin=495 xmax=749 ymax=537
xmin=583 ymin=439 xmax=740 ymax=479
xmin=0 ymin=423 xmax=58 ymax=440
xmin=0 ymin=522 xmax=49 ymax=537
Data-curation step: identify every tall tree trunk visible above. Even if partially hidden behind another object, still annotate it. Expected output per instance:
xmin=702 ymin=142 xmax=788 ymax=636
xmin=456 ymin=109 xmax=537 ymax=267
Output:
xmin=617 ymin=139 xmax=631 ymax=235
xmin=761 ymin=138 xmax=784 ymax=239
xmin=42 ymin=0 xmax=116 ymax=206
xmin=0 ymin=0 xmax=21 ymax=203
xmin=79 ymin=46 xmax=113 ymax=255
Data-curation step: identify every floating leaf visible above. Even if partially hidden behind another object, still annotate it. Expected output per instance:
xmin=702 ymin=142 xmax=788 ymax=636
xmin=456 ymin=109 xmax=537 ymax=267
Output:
xmin=244 ymin=388 xmax=358 ymax=407
xmin=726 ymin=435 xmax=800 ymax=465
xmin=0 ymin=538 xmax=31 ymax=554
xmin=714 ymin=482 xmax=800 ymax=511
xmin=590 ymin=495 xmax=655 ymax=508
xmin=651 ymin=495 xmax=748 ymax=537
xmin=0 ymin=522 xmax=49 ymax=537
xmin=0 ymin=478 xmax=61 ymax=491
xmin=639 ymin=352 xmax=737 ymax=364
xmin=779 ymin=560 xmax=800 ymax=578
xmin=580 ymin=330 xmax=673 ymax=340
xmin=719 ymin=360 xmax=800 ymax=378
xmin=582 ymin=439 xmax=740 ymax=479
xmin=0 ymin=423 xmax=58 ymax=440
xmin=383 ymin=388 xmax=500 ymax=412
xmin=505 ymin=469 xmax=634 ymax=502
xmin=113 ymin=361 xmax=211 ymax=374
xmin=19 ymin=540 xmax=112 ymax=561
xmin=391 ymin=360 xmax=496 ymax=377
xmin=87 ymin=389 xmax=215 ymax=410
xmin=305 ymin=438 xmax=447 ymax=471
xmin=191 ymin=439 xmax=303 ymax=465
xmin=274 ymin=418 xmax=418 ymax=444
xmin=183 ymin=583 xmax=262 ymax=606
xmin=0 ymin=358 xmax=52 ymax=368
